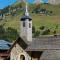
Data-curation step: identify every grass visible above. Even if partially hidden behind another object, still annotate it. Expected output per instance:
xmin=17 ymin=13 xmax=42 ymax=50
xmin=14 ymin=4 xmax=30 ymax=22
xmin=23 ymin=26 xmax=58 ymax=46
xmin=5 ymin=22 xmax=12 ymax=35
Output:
xmin=32 ymin=14 xmax=60 ymax=34
xmin=0 ymin=4 xmax=60 ymax=35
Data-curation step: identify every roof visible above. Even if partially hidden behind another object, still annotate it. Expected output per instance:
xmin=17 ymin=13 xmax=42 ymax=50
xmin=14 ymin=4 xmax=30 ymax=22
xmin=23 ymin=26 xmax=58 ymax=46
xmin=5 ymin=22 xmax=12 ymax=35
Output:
xmin=21 ymin=15 xmax=32 ymax=21
xmin=10 ymin=35 xmax=60 ymax=51
xmin=26 ymin=36 xmax=60 ymax=51
xmin=9 ymin=37 xmax=28 ymax=52
xmin=0 ymin=40 xmax=12 ymax=50
xmin=40 ymin=50 xmax=60 ymax=60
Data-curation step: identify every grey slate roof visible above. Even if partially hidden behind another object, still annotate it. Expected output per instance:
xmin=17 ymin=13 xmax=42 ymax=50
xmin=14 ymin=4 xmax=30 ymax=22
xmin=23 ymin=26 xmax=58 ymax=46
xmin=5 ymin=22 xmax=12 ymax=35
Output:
xmin=26 ymin=36 xmax=60 ymax=51
xmin=25 ymin=36 xmax=60 ymax=60
xmin=40 ymin=50 xmax=60 ymax=60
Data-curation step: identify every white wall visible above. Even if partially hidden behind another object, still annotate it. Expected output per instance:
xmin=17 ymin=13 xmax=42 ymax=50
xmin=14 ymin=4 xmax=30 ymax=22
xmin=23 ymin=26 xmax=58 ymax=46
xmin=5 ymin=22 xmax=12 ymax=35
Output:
xmin=20 ymin=19 xmax=32 ymax=42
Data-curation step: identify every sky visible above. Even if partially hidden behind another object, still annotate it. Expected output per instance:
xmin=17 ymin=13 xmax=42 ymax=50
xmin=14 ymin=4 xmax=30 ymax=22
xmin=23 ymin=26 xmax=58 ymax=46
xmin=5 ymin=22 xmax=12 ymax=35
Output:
xmin=0 ymin=0 xmax=48 ymax=9
xmin=27 ymin=0 xmax=48 ymax=3
xmin=27 ymin=0 xmax=35 ymax=3
xmin=0 ymin=0 xmax=16 ymax=9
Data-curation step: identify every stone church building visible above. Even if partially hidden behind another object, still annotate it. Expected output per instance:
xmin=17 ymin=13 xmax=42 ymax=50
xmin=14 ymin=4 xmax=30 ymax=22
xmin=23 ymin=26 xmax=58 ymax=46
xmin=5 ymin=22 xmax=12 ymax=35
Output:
xmin=10 ymin=3 xmax=60 ymax=60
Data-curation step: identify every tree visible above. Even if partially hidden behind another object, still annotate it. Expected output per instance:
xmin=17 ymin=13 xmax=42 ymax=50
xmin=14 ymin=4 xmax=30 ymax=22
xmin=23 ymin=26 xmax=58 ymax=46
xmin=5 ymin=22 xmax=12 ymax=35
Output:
xmin=53 ymin=30 xmax=56 ymax=35
xmin=6 ymin=27 xmax=19 ymax=41
xmin=39 ymin=26 xmax=45 ymax=30
xmin=42 ymin=29 xmax=50 ymax=35
xmin=34 ymin=30 xmax=40 ymax=37
xmin=0 ymin=26 xmax=19 ymax=42
xmin=32 ymin=26 xmax=35 ymax=33
xmin=35 ymin=4 xmax=40 ymax=9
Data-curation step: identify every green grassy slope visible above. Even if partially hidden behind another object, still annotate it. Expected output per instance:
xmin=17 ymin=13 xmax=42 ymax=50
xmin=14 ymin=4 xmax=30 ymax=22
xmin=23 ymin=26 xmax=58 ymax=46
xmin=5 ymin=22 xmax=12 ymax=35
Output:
xmin=0 ymin=4 xmax=60 ymax=35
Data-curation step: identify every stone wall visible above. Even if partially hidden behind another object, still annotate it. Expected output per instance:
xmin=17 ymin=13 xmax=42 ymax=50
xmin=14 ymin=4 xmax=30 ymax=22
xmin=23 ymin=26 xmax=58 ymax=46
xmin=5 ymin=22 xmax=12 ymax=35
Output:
xmin=10 ymin=43 xmax=31 ymax=60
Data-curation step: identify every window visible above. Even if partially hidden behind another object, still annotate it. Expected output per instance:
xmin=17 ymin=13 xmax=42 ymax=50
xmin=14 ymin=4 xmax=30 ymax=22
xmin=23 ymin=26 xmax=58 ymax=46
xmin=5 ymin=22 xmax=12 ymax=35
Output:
xmin=29 ymin=23 xmax=31 ymax=28
xmin=23 ymin=22 xmax=25 ymax=27
xmin=20 ymin=55 xmax=25 ymax=60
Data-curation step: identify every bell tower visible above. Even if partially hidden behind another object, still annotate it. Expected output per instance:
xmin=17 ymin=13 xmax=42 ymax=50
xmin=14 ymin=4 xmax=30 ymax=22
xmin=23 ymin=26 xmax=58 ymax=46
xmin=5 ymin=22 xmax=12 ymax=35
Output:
xmin=20 ymin=3 xmax=32 ymax=42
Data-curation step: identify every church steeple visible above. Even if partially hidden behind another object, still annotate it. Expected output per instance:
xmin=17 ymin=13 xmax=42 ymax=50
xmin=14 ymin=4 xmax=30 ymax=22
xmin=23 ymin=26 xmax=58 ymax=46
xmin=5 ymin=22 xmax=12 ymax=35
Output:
xmin=20 ymin=2 xmax=32 ymax=42
xmin=25 ymin=2 xmax=29 ymax=16
xmin=21 ymin=2 xmax=32 ymax=21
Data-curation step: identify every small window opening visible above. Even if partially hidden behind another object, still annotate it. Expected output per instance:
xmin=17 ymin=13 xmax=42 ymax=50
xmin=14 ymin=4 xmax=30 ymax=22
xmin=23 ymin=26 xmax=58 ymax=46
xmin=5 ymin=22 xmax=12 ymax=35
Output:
xmin=23 ymin=22 xmax=25 ymax=27
xmin=29 ymin=23 xmax=31 ymax=28
xmin=20 ymin=55 xmax=25 ymax=60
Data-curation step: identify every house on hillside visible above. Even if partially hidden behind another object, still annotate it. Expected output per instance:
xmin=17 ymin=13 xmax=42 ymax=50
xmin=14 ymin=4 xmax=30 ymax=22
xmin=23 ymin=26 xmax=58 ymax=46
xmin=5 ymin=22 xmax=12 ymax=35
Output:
xmin=0 ymin=40 xmax=12 ymax=60
xmin=10 ymin=3 xmax=60 ymax=60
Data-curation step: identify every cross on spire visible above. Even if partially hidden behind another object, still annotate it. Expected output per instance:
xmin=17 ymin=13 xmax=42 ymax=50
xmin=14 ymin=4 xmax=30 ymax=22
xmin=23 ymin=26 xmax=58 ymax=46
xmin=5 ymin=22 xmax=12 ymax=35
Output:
xmin=25 ymin=2 xmax=29 ymax=16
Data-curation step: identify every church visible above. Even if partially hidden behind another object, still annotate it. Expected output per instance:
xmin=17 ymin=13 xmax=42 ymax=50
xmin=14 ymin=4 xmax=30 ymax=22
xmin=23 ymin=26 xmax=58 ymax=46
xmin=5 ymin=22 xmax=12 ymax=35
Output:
xmin=10 ymin=3 xmax=60 ymax=60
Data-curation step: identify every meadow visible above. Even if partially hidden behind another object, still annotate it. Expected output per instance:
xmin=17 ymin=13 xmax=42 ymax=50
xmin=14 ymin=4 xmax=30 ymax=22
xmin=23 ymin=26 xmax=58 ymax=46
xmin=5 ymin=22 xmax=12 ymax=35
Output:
xmin=0 ymin=4 xmax=60 ymax=35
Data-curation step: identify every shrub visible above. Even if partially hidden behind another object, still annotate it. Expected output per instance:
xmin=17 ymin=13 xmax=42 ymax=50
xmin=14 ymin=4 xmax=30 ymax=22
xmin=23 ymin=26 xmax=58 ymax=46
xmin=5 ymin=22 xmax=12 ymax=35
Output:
xmin=32 ymin=26 xmax=35 ymax=33
xmin=53 ymin=30 xmax=56 ymax=35
xmin=39 ymin=26 xmax=45 ymax=30
xmin=34 ymin=30 xmax=40 ymax=37
xmin=42 ymin=29 xmax=50 ymax=35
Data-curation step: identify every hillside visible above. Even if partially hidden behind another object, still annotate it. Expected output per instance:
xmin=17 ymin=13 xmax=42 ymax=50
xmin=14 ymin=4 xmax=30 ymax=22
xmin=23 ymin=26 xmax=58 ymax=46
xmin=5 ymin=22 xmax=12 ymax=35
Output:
xmin=48 ymin=0 xmax=60 ymax=5
xmin=0 ymin=4 xmax=60 ymax=41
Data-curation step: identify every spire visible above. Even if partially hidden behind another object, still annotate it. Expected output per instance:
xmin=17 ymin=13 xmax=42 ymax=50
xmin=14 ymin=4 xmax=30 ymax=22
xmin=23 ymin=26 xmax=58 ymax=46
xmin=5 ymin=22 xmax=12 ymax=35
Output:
xmin=25 ymin=2 xmax=29 ymax=16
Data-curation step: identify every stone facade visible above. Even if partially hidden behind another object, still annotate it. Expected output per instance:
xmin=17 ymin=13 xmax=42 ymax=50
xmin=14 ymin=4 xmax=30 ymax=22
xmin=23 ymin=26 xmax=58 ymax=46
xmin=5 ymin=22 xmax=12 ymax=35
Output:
xmin=20 ymin=3 xmax=32 ymax=42
xmin=10 ymin=43 xmax=31 ymax=60
xmin=20 ymin=19 xmax=32 ymax=42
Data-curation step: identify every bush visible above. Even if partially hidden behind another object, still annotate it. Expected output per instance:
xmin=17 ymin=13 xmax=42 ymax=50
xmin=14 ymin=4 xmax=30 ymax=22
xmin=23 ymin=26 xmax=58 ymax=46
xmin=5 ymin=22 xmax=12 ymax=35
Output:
xmin=0 ymin=25 xmax=5 ymax=34
xmin=55 ymin=25 xmax=58 ymax=29
xmin=32 ymin=26 xmax=35 ymax=33
xmin=50 ymin=11 xmax=53 ymax=14
xmin=53 ymin=30 xmax=56 ymax=35
xmin=42 ymin=29 xmax=50 ymax=35
xmin=6 ymin=27 xmax=19 ymax=40
xmin=39 ymin=26 xmax=45 ymax=30
xmin=0 ymin=26 xmax=19 ymax=42
xmin=34 ymin=30 xmax=40 ymax=37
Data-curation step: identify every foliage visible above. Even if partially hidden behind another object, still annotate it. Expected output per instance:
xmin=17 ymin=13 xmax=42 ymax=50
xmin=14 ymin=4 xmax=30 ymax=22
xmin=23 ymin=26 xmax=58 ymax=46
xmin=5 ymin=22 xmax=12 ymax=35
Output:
xmin=0 ymin=3 xmax=60 ymax=39
xmin=32 ymin=26 xmax=35 ymax=33
xmin=0 ymin=25 xmax=19 ymax=42
xmin=34 ymin=30 xmax=40 ymax=37
xmin=42 ymin=29 xmax=50 ymax=35
xmin=53 ymin=30 xmax=56 ymax=35
xmin=35 ymin=4 xmax=40 ymax=9
xmin=39 ymin=26 xmax=45 ymax=30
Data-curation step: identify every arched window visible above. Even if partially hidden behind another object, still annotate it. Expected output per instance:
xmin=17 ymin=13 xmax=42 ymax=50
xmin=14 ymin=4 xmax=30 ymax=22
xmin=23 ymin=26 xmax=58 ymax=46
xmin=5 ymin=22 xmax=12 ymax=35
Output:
xmin=20 ymin=55 xmax=25 ymax=60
